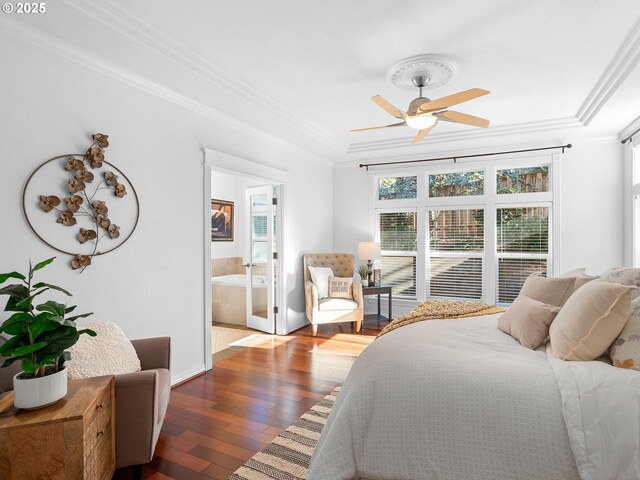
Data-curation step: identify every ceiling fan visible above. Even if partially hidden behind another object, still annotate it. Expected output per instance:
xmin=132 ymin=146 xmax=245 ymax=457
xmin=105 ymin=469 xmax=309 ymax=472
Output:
xmin=351 ymin=75 xmax=490 ymax=144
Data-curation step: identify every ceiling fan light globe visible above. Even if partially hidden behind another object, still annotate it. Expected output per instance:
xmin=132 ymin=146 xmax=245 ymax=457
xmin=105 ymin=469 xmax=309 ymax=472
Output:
xmin=405 ymin=114 xmax=436 ymax=130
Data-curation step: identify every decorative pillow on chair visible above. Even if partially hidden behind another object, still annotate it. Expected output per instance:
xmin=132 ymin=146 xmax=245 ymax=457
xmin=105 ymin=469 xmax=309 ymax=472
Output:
xmin=66 ymin=321 xmax=141 ymax=380
xmin=308 ymin=266 xmax=334 ymax=299
xmin=519 ymin=274 xmax=576 ymax=307
xmin=549 ymin=281 xmax=634 ymax=361
xmin=328 ymin=277 xmax=353 ymax=299
xmin=610 ymin=297 xmax=640 ymax=371
xmin=498 ymin=295 xmax=560 ymax=349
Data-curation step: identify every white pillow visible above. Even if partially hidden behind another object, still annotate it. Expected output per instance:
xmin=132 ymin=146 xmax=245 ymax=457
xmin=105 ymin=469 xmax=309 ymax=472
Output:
xmin=66 ymin=321 xmax=141 ymax=380
xmin=308 ymin=266 xmax=334 ymax=299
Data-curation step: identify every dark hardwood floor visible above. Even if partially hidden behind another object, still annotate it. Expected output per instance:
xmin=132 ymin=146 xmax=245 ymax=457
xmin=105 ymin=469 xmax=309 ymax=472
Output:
xmin=140 ymin=319 xmax=387 ymax=480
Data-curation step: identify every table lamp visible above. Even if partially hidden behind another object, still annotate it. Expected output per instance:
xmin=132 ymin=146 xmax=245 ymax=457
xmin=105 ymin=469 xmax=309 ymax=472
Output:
xmin=357 ymin=241 xmax=381 ymax=287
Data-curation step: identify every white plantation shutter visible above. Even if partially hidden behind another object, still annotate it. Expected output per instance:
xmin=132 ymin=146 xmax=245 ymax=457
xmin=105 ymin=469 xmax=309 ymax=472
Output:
xmin=378 ymin=210 xmax=417 ymax=297
xmin=496 ymin=207 xmax=550 ymax=304
xmin=428 ymin=208 xmax=484 ymax=300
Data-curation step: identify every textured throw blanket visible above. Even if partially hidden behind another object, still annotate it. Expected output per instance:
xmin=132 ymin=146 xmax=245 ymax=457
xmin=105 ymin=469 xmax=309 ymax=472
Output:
xmin=377 ymin=299 xmax=505 ymax=338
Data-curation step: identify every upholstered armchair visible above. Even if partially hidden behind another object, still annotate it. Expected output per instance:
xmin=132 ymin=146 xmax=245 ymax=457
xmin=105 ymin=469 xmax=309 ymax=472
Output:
xmin=304 ymin=253 xmax=364 ymax=336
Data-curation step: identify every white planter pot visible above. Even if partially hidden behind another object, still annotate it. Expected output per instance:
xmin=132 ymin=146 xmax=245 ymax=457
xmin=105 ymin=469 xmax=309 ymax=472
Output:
xmin=13 ymin=367 xmax=67 ymax=410
xmin=361 ymin=280 xmax=368 ymax=286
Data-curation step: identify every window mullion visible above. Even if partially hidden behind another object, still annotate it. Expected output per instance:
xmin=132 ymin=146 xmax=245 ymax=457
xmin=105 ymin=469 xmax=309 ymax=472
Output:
xmin=416 ymin=173 xmax=427 ymax=302
xmin=485 ymin=165 xmax=497 ymax=304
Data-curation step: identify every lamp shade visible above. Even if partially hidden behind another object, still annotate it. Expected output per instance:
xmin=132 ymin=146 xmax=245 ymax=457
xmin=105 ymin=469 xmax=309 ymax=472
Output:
xmin=357 ymin=241 xmax=381 ymax=260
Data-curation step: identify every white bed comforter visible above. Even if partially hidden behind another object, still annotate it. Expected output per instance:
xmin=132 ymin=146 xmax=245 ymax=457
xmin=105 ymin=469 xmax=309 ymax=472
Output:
xmin=307 ymin=315 xmax=640 ymax=480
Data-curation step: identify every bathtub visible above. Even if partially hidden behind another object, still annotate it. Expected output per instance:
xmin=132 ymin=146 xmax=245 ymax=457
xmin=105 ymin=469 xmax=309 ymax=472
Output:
xmin=211 ymin=274 xmax=267 ymax=287
xmin=211 ymin=274 xmax=268 ymax=325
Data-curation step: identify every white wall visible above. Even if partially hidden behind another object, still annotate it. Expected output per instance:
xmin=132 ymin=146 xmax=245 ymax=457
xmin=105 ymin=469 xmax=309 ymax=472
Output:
xmin=333 ymin=140 xmax=626 ymax=312
xmin=559 ymin=141 xmax=625 ymax=274
xmin=0 ymin=32 xmax=333 ymax=383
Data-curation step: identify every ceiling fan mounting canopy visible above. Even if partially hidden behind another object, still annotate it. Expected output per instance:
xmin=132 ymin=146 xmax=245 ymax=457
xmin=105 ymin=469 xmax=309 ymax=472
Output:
xmin=386 ymin=54 xmax=457 ymax=92
xmin=412 ymin=74 xmax=431 ymax=89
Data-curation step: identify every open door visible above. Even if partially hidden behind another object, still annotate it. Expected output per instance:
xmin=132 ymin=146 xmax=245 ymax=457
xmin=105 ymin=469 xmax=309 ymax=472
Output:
xmin=245 ymin=185 xmax=278 ymax=333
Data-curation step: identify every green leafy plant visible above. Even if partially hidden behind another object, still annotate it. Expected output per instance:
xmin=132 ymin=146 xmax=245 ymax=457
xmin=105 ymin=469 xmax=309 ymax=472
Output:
xmin=0 ymin=257 xmax=95 ymax=378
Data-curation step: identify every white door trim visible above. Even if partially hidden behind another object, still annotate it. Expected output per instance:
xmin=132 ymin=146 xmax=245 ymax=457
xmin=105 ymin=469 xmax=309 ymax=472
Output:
xmin=203 ymin=162 xmax=213 ymax=371
xmin=203 ymin=148 xmax=289 ymax=370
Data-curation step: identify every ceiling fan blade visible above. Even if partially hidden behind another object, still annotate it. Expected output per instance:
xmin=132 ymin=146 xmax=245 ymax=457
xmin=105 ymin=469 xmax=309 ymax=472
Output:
xmin=372 ymin=95 xmax=403 ymax=118
xmin=435 ymin=110 xmax=490 ymax=128
xmin=418 ymin=88 xmax=490 ymax=112
xmin=350 ymin=122 xmax=406 ymax=132
xmin=411 ymin=124 xmax=437 ymax=144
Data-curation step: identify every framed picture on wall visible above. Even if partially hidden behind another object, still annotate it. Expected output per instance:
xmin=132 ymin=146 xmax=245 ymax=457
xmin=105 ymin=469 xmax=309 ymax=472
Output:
xmin=211 ymin=199 xmax=234 ymax=241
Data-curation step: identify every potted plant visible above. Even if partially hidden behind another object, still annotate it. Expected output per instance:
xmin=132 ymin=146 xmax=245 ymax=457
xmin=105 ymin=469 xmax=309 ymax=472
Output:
xmin=0 ymin=257 xmax=95 ymax=409
xmin=357 ymin=264 xmax=369 ymax=286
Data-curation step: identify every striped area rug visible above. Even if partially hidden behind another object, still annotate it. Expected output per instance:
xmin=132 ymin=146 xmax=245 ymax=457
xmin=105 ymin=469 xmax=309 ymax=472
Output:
xmin=228 ymin=386 xmax=340 ymax=480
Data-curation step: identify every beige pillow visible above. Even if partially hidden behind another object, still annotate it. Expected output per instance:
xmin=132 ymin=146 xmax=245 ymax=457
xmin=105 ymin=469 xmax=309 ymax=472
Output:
xmin=498 ymin=295 xmax=560 ymax=349
xmin=328 ymin=276 xmax=353 ymax=299
xmin=519 ymin=275 xmax=576 ymax=307
xmin=609 ymin=297 xmax=640 ymax=371
xmin=573 ymin=275 xmax=599 ymax=290
xmin=549 ymin=281 xmax=634 ymax=361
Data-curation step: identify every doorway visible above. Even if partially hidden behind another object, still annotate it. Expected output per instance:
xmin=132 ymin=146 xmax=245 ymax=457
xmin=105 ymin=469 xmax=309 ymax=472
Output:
xmin=203 ymin=148 xmax=289 ymax=369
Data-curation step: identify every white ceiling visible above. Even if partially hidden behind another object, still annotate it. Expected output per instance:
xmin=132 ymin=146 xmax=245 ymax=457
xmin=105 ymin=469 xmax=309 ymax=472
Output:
xmin=4 ymin=0 xmax=640 ymax=162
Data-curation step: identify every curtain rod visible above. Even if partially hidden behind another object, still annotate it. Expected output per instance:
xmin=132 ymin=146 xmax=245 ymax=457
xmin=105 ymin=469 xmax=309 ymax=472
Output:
xmin=621 ymin=127 xmax=640 ymax=144
xmin=358 ymin=143 xmax=572 ymax=170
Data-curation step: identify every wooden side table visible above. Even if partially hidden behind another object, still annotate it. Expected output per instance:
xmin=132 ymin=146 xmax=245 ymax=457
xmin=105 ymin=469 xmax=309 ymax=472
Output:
xmin=0 ymin=375 xmax=115 ymax=480
xmin=362 ymin=285 xmax=393 ymax=329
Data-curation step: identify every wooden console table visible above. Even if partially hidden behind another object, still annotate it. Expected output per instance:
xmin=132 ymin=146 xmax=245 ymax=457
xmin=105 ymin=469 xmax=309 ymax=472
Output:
xmin=0 ymin=375 xmax=115 ymax=480
xmin=362 ymin=285 xmax=393 ymax=329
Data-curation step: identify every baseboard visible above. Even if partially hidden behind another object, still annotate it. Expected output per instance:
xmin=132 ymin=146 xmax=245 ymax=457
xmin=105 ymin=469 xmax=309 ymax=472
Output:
xmin=171 ymin=364 xmax=206 ymax=387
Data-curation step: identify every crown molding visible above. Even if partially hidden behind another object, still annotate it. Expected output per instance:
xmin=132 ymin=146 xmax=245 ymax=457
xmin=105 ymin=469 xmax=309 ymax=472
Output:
xmin=619 ymin=114 xmax=640 ymax=142
xmin=577 ymin=16 xmax=640 ymax=126
xmin=346 ymin=117 xmax=583 ymax=154
xmin=335 ymin=135 xmax=620 ymax=170
xmin=2 ymin=3 xmax=637 ymax=162
xmin=0 ymin=16 xmax=335 ymax=168
xmin=60 ymin=0 xmax=345 ymax=153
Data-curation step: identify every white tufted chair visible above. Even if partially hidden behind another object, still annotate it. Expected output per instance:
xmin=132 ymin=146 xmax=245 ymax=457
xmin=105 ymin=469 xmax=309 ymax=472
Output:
xmin=303 ymin=253 xmax=364 ymax=336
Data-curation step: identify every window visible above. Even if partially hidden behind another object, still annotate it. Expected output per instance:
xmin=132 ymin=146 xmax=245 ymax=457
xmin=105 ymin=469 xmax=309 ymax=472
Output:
xmin=429 ymin=171 xmax=484 ymax=197
xmin=373 ymin=161 xmax=554 ymax=305
xmin=428 ymin=208 xmax=484 ymax=299
xmin=496 ymin=207 xmax=549 ymax=303
xmin=378 ymin=176 xmax=417 ymax=200
xmin=252 ymin=215 xmax=267 ymax=264
xmin=378 ymin=210 xmax=417 ymax=297
xmin=496 ymin=167 xmax=549 ymax=194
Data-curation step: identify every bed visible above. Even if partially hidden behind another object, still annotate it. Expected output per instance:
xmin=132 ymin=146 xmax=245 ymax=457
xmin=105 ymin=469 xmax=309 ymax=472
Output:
xmin=307 ymin=314 xmax=640 ymax=480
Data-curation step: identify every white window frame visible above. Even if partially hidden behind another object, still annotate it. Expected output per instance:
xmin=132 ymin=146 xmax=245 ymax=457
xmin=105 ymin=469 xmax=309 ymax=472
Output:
xmin=372 ymin=153 xmax=560 ymax=305
xmin=631 ymin=141 xmax=640 ymax=267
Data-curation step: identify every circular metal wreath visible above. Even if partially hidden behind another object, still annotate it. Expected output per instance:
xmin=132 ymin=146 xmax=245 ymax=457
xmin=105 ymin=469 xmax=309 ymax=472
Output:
xmin=21 ymin=134 xmax=139 ymax=272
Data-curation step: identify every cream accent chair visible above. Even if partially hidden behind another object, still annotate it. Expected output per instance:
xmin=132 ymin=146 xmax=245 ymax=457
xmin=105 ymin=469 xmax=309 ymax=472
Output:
xmin=304 ymin=253 xmax=364 ymax=336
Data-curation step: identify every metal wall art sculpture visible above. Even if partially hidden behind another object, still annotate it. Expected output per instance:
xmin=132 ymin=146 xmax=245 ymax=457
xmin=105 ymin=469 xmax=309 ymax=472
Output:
xmin=22 ymin=134 xmax=139 ymax=272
